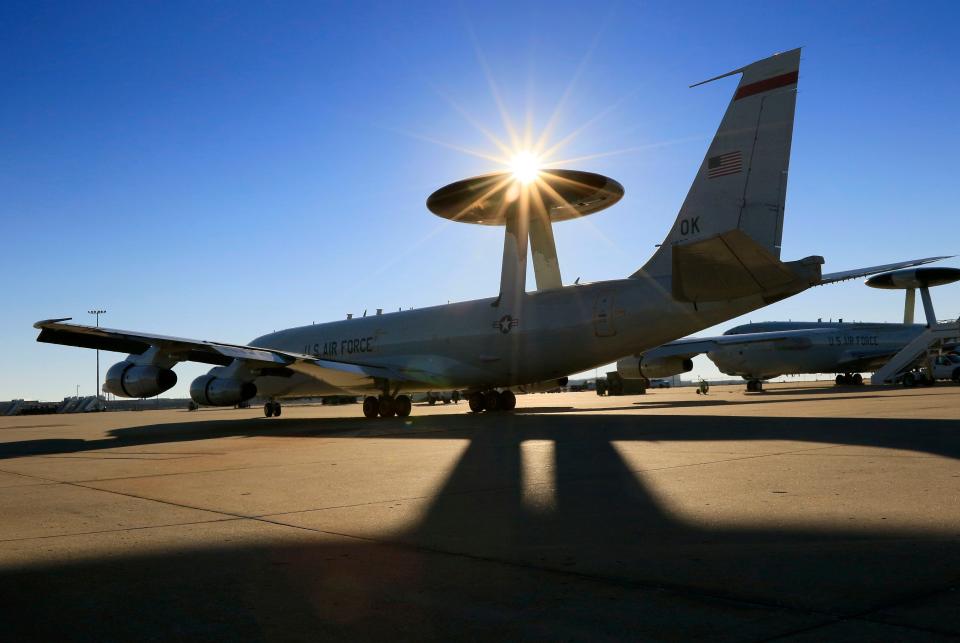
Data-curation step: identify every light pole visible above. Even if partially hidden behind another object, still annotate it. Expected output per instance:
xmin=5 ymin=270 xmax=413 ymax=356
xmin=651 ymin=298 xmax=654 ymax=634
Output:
xmin=88 ymin=310 xmax=106 ymax=405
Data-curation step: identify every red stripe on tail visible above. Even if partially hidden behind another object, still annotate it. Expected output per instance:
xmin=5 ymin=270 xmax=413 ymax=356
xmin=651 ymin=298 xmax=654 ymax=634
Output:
xmin=734 ymin=71 xmax=799 ymax=101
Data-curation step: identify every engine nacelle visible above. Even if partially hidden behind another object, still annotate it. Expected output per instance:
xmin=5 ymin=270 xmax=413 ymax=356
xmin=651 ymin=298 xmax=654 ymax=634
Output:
xmin=104 ymin=361 xmax=177 ymax=398
xmin=190 ymin=374 xmax=257 ymax=407
xmin=513 ymin=377 xmax=569 ymax=394
xmin=617 ymin=355 xmax=693 ymax=380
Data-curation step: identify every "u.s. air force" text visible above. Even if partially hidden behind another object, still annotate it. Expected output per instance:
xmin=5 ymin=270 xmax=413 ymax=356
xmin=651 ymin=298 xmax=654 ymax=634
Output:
xmin=827 ymin=335 xmax=879 ymax=346
xmin=303 ymin=337 xmax=376 ymax=357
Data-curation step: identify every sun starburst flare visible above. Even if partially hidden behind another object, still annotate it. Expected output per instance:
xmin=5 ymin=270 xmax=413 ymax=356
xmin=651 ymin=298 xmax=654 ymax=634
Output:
xmin=509 ymin=151 xmax=541 ymax=185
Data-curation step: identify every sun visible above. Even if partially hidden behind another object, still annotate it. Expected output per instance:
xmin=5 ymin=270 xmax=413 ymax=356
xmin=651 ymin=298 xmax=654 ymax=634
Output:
xmin=509 ymin=151 xmax=541 ymax=185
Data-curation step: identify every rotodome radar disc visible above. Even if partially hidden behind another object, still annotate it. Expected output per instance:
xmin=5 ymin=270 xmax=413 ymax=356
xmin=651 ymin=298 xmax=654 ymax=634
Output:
xmin=426 ymin=169 xmax=624 ymax=225
xmin=866 ymin=267 xmax=960 ymax=290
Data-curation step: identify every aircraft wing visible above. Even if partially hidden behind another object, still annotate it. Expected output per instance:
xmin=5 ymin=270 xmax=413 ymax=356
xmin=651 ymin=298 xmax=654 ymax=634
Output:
xmin=641 ymin=328 xmax=826 ymax=360
xmin=33 ymin=318 xmax=408 ymax=388
xmin=818 ymin=256 xmax=951 ymax=286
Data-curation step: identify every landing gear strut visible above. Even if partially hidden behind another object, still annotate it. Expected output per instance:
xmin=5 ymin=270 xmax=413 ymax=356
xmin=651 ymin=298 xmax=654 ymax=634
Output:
xmin=468 ymin=389 xmax=517 ymax=413
xmin=264 ymin=401 xmax=282 ymax=417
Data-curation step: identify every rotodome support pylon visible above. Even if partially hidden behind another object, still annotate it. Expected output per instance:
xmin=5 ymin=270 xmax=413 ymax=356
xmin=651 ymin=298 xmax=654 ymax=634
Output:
xmin=426 ymin=169 xmax=624 ymax=305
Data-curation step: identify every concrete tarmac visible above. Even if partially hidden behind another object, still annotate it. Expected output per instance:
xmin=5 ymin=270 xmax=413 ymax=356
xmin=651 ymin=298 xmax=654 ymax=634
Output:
xmin=0 ymin=383 xmax=958 ymax=641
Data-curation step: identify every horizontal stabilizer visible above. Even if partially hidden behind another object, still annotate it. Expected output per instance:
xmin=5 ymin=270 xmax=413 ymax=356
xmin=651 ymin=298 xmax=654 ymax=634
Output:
xmin=671 ymin=229 xmax=819 ymax=302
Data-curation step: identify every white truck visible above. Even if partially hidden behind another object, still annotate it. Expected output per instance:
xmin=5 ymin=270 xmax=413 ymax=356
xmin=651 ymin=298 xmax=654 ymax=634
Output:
xmin=930 ymin=353 xmax=960 ymax=383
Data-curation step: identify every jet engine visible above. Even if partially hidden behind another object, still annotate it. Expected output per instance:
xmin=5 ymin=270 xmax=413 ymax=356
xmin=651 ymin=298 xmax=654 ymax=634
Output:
xmin=190 ymin=374 xmax=257 ymax=407
xmin=512 ymin=377 xmax=569 ymax=394
xmin=617 ymin=355 xmax=693 ymax=380
xmin=104 ymin=361 xmax=178 ymax=398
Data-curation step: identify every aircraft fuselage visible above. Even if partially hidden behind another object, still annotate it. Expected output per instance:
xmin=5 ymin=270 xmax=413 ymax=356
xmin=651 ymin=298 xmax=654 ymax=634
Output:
xmin=247 ymin=277 xmax=793 ymax=398
xmin=708 ymin=321 xmax=927 ymax=380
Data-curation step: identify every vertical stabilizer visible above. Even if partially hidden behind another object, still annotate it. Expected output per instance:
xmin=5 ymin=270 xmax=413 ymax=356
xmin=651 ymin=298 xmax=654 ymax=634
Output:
xmin=636 ymin=49 xmax=801 ymax=280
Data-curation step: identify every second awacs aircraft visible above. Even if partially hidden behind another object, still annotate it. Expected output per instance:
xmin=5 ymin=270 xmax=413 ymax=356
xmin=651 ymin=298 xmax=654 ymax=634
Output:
xmin=35 ymin=49 xmax=944 ymax=418
xmin=619 ymin=267 xmax=960 ymax=390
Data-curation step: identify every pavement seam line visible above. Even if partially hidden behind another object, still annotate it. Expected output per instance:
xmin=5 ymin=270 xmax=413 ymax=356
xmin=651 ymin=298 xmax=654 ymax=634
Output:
xmin=0 ymin=517 xmax=245 ymax=544
xmin=0 ymin=467 xmax=63 ymax=483
xmin=247 ymin=514 xmax=849 ymax=625
xmin=756 ymin=611 xmax=960 ymax=642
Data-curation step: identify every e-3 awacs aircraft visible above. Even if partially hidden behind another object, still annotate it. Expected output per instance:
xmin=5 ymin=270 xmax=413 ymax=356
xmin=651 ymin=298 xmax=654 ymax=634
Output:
xmin=618 ymin=267 xmax=960 ymax=391
xmin=35 ymin=49 xmax=943 ymax=418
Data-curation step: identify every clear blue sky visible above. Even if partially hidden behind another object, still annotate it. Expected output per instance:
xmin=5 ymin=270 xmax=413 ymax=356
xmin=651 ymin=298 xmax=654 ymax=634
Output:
xmin=3 ymin=1 xmax=958 ymax=400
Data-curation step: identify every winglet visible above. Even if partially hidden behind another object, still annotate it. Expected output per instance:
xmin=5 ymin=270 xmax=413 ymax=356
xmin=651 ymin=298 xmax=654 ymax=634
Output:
xmin=33 ymin=317 xmax=72 ymax=329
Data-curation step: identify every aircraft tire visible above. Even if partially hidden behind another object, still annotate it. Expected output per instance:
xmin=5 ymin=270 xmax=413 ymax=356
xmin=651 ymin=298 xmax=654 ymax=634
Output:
xmin=395 ymin=395 xmax=412 ymax=417
xmin=483 ymin=390 xmax=500 ymax=412
xmin=853 ymin=373 xmax=863 ymax=385
xmin=952 ymin=368 xmax=960 ymax=383
xmin=468 ymin=392 xmax=485 ymax=413
xmin=903 ymin=372 xmax=916 ymax=387
xmin=378 ymin=396 xmax=396 ymax=418
xmin=273 ymin=402 xmax=282 ymax=417
xmin=264 ymin=402 xmax=274 ymax=418
xmin=363 ymin=396 xmax=379 ymax=418
xmin=498 ymin=390 xmax=516 ymax=411
xmin=835 ymin=374 xmax=844 ymax=386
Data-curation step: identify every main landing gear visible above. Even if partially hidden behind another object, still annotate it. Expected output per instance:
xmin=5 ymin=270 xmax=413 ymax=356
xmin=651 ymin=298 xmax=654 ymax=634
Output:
xmin=362 ymin=395 xmax=412 ymax=419
xmin=745 ymin=379 xmax=763 ymax=392
xmin=264 ymin=401 xmax=282 ymax=417
xmin=834 ymin=373 xmax=864 ymax=386
xmin=900 ymin=370 xmax=934 ymax=387
xmin=467 ymin=390 xmax=516 ymax=413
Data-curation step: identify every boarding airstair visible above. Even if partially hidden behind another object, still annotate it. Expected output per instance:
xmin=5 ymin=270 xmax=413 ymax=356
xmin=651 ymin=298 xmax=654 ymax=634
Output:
xmin=871 ymin=279 xmax=960 ymax=384
xmin=871 ymin=322 xmax=960 ymax=384
xmin=1 ymin=400 xmax=24 ymax=416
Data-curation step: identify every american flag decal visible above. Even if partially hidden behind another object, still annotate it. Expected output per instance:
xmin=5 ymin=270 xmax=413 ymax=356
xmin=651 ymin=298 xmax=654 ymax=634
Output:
xmin=707 ymin=151 xmax=742 ymax=179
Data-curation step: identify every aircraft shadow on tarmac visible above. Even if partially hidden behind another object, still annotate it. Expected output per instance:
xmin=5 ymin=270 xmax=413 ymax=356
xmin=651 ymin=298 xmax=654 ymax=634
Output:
xmin=2 ymin=407 xmax=959 ymax=640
